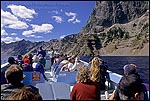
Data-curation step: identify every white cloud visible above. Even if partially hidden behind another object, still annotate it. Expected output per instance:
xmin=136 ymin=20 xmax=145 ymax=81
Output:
xmin=65 ymin=12 xmax=76 ymax=16
xmin=31 ymin=24 xmax=54 ymax=33
xmin=22 ymin=30 xmax=34 ymax=36
xmin=1 ymin=37 xmax=14 ymax=43
xmin=29 ymin=35 xmax=43 ymax=38
xmin=24 ymin=34 xmax=43 ymax=38
xmin=22 ymin=23 xmax=53 ymax=38
xmin=7 ymin=4 xmax=37 ymax=20
xmin=7 ymin=22 xmax=28 ymax=29
xmin=15 ymin=37 xmax=23 ymax=41
xmin=1 ymin=36 xmax=23 ymax=44
xmin=1 ymin=29 xmax=8 ymax=36
xmin=1 ymin=9 xmax=28 ymax=29
xmin=60 ymin=9 xmax=63 ymax=12
xmin=68 ymin=16 xmax=76 ymax=22
xmin=72 ymin=18 xmax=81 ymax=24
xmin=11 ymin=33 xmax=17 ymax=36
xmin=65 ymin=11 xmax=80 ymax=24
xmin=60 ymin=35 xmax=66 ymax=39
xmin=52 ymin=16 xmax=63 ymax=23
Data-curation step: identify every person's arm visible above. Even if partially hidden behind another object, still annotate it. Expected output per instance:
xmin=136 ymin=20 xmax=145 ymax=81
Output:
xmin=69 ymin=61 xmax=78 ymax=72
xmin=109 ymin=90 xmax=115 ymax=100
xmin=104 ymin=90 xmax=115 ymax=100
xmin=69 ymin=57 xmax=79 ymax=72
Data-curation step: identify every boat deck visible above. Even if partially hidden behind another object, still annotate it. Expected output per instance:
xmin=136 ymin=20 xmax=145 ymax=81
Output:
xmin=1 ymin=59 xmax=149 ymax=100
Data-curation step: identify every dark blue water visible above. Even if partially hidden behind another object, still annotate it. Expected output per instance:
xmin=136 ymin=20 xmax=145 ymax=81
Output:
xmin=1 ymin=56 xmax=149 ymax=83
xmin=80 ymin=56 xmax=149 ymax=84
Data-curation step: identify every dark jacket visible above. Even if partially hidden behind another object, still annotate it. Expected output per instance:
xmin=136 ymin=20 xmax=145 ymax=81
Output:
xmin=1 ymin=83 xmax=24 ymax=100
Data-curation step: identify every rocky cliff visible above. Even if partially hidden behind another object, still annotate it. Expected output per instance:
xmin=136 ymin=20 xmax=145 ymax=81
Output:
xmin=60 ymin=1 xmax=149 ymax=56
xmin=1 ymin=1 xmax=149 ymax=56
xmin=81 ymin=1 xmax=149 ymax=34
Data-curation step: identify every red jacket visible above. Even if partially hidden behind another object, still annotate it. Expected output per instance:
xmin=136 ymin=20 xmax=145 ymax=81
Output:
xmin=70 ymin=82 xmax=100 ymax=100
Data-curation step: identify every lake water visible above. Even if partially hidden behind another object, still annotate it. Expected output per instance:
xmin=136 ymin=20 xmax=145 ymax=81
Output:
xmin=80 ymin=56 xmax=149 ymax=84
xmin=1 ymin=56 xmax=149 ymax=83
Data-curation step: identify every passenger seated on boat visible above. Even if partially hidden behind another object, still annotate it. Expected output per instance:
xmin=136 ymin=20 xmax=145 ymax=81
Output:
xmin=32 ymin=55 xmax=48 ymax=81
xmin=108 ymin=74 xmax=145 ymax=100
xmin=111 ymin=64 xmax=143 ymax=100
xmin=90 ymin=57 xmax=107 ymax=90
xmin=68 ymin=56 xmax=85 ymax=72
xmin=61 ymin=55 xmax=75 ymax=71
xmin=53 ymin=54 xmax=60 ymax=64
xmin=6 ymin=85 xmax=43 ymax=100
xmin=1 ymin=57 xmax=17 ymax=84
xmin=28 ymin=53 xmax=33 ymax=65
xmin=1 ymin=64 xmax=25 ymax=100
xmin=22 ymin=57 xmax=33 ymax=71
xmin=56 ymin=52 xmax=66 ymax=65
xmin=123 ymin=64 xmax=139 ymax=76
xmin=70 ymin=66 xmax=100 ymax=100
xmin=16 ymin=55 xmax=24 ymax=68
xmin=53 ymin=59 xmax=69 ymax=74
xmin=61 ymin=55 xmax=82 ymax=71
xmin=6 ymin=56 xmax=17 ymax=68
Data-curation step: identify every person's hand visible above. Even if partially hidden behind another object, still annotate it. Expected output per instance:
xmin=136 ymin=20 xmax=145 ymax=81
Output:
xmin=108 ymin=90 xmax=116 ymax=100
xmin=75 ymin=56 xmax=80 ymax=62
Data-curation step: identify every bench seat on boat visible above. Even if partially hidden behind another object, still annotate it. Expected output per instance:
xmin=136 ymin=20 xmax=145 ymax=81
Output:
xmin=23 ymin=71 xmax=45 ymax=86
xmin=57 ymin=71 xmax=77 ymax=86
xmin=35 ymin=82 xmax=70 ymax=100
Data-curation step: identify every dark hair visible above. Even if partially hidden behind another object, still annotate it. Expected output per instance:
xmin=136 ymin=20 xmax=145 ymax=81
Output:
xmin=5 ymin=64 xmax=24 ymax=85
xmin=123 ymin=64 xmax=138 ymax=76
xmin=17 ymin=55 xmax=22 ymax=59
xmin=118 ymin=74 xmax=143 ymax=99
xmin=40 ymin=46 xmax=43 ymax=50
xmin=8 ymin=57 xmax=16 ymax=64
xmin=6 ymin=85 xmax=43 ymax=100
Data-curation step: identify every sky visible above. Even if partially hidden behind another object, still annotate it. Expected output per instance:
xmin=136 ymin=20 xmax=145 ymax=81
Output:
xmin=1 ymin=1 xmax=96 ymax=44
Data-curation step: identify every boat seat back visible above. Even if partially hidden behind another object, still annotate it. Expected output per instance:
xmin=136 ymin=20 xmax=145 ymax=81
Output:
xmin=23 ymin=71 xmax=45 ymax=86
xmin=35 ymin=82 xmax=70 ymax=100
xmin=57 ymin=71 xmax=77 ymax=85
xmin=36 ymin=83 xmax=54 ymax=100
xmin=51 ymin=82 xmax=70 ymax=100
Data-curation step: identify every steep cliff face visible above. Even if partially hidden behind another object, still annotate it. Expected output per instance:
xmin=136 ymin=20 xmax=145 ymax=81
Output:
xmin=60 ymin=1 xmax=149 ymax=56
xmin=81 ymin=1 xmax=149 ymax=34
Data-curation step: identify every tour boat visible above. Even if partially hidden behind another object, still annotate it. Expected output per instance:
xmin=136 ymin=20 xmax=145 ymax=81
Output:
xmin=1 ymin=58 xmax=149 ymax=100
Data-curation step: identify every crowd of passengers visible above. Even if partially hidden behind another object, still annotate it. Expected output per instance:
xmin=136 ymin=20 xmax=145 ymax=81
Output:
xmin=1 ymin=46 xmax=149 ymax=100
